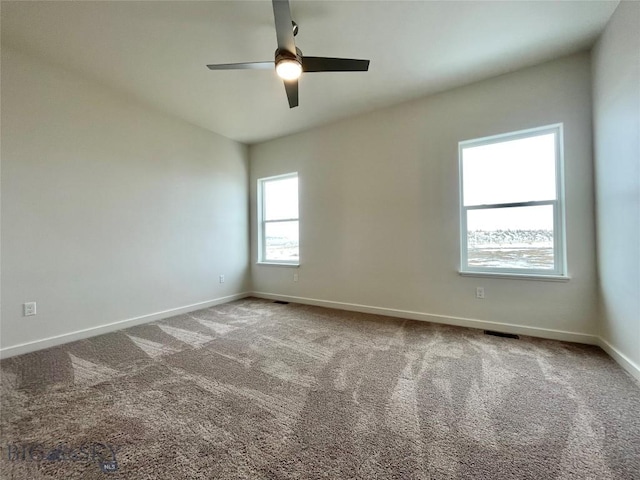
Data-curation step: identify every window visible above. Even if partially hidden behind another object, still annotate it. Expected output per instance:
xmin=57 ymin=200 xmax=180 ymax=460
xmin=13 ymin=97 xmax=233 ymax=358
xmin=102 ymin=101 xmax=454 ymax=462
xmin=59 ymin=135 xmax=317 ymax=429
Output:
xmin=258 ymin=173 xmax=299 ymax=265
xmin=459 ymin=124 xmax=566 ymax=277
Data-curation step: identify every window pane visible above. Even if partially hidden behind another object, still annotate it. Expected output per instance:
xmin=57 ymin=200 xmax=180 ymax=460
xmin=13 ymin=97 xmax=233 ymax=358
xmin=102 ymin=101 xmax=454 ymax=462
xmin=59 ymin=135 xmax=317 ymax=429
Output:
xmin=264 ymin=177 xmax=298 ymax=220
xmin=462 ymin=133 xmax=557 ymax=206
xmin=265 ymin=221 xmax=299 ymax=262
xmin=467 ymin=205 xmax=554 ymax=270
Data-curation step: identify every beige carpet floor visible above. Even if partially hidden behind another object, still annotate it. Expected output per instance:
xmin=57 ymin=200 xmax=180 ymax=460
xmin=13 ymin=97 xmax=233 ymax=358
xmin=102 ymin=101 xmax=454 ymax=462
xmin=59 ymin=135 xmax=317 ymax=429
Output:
xmin=1 ymin=297 xmax=639 ymax=479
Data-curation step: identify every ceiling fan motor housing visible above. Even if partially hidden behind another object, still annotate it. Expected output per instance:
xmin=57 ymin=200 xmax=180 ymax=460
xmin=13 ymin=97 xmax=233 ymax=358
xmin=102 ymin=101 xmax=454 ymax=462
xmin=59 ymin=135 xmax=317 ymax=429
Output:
xmin=275 ymin=47 xmax=303 ymax=67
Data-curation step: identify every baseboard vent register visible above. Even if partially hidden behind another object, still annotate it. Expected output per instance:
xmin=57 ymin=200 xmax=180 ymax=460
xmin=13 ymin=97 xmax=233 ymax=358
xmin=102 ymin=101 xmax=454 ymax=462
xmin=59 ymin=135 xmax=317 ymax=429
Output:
xmin=273 ymin=300 xmax=290 ymax=305
xmin=484 ymin=330 xmax=520 ymax=340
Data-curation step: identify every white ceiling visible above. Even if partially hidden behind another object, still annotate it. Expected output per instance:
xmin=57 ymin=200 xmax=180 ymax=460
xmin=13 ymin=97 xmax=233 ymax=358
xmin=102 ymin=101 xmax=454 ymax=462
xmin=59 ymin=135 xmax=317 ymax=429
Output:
xmin=2 ymin=1 xmax=619 ymax=144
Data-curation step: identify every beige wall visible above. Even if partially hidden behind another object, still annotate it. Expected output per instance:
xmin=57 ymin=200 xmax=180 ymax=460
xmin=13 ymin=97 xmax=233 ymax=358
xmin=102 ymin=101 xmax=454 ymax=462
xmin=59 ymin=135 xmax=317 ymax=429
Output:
xmin=592 ymin=1 xmax=640 ymax=369
xmin=250 ymin=53 xmax=598 ymax=340
xmin=1 ymin=48 xmax=250 ymax=354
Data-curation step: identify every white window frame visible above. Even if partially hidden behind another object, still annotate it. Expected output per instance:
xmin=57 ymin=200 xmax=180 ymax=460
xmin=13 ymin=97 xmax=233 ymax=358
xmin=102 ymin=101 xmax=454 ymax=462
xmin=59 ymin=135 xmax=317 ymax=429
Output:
xmin=257 ymin=172 xmax=299 ymax=266
xmin=459 ymin=124 xmax=567 ymax=279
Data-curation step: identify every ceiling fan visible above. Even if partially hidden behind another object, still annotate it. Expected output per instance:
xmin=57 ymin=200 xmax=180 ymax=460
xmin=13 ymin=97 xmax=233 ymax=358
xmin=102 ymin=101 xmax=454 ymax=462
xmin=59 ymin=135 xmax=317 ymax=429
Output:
xmin=206 ymin=0 xmax=370 ymax=108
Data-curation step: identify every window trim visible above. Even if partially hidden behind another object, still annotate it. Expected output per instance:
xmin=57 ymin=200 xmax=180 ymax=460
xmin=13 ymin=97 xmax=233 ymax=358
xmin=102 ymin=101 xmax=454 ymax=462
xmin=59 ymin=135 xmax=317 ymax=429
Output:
xmin=257 ymin=172 xmax=300 ymax=266
xmin=458 ymin=124 xmax=567 ymax=278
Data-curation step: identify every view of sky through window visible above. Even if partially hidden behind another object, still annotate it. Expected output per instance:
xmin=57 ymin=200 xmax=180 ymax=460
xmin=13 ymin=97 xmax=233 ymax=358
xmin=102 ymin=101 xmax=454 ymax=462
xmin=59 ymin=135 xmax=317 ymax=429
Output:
xmin=264 ymin=177 xmax=298 ymax=221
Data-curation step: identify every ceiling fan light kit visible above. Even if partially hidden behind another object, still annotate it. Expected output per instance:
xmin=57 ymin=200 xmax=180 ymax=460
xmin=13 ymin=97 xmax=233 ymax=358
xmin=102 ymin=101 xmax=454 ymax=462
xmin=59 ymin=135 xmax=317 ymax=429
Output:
xmin=206 ymin=0 xmax=370 ymax=108
xmin=275 ymin=49 xmax=303 ymax=80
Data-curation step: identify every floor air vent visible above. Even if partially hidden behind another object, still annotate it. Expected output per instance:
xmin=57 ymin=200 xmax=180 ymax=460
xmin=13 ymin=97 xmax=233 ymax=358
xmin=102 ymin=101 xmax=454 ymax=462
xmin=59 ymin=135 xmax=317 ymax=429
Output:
xmin=484 ymin=330 xmax=519 ymax=340
xmin=273 ymin=300 xmax=289 ymax=305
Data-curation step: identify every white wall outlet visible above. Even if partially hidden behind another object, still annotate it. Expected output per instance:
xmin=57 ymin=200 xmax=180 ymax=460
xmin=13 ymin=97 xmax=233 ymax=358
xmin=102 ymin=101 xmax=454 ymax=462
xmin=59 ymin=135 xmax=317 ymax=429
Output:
xmin=293 ymin=272 xmax=299 ymax=282
xmin=219 ymin=274 xmax=225 ymax=284
xmin=476 ymin=287 xmax=485 ymax=299
xmin=24 ymin=302 xmax=37 ymax=316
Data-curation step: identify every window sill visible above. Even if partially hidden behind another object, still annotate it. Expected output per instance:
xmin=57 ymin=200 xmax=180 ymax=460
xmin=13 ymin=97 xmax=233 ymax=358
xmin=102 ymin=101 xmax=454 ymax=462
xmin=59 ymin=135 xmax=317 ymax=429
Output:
xmin=458 ymin=271 xmax=570 ymax=282
xmin=256 ymin=262 xmax=300 ymax=268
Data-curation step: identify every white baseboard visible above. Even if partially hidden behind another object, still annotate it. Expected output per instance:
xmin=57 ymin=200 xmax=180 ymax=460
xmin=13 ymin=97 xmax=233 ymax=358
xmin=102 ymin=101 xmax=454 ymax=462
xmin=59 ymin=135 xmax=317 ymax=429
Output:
xmin=251 ymin=292 xmax=599 ymax=345
xmin=597 ymin=337 xmax=640 ymax=383
xmin=0 ymin=292 xmax=251 ymax=359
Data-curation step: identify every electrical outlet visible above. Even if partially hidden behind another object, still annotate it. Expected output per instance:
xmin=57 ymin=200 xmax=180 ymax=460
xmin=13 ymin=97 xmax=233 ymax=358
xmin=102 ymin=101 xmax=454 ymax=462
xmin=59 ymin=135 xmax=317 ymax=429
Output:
xmin=219 ymin=275 xmax=225 ymax=284
xmin=293 ymin=272 xmax=299 ymax=282
xmin=476 ymin=287 xmax=485 ymax=299
xmin=24 ymin=302 xmax=37 ymax=316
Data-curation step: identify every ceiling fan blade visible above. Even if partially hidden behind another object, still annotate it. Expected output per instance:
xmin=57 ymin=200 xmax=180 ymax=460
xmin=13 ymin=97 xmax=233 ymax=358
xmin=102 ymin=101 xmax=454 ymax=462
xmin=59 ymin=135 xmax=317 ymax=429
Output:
xmin=302 ymin=57 xmax=370 ymax=72
xmin=272 ymin=0 xmax=296 ymax=54
xmin=283 ymin=79 xmax=299 ymax=108
xmin=207 ymin=61 xmax=274 ymax=70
